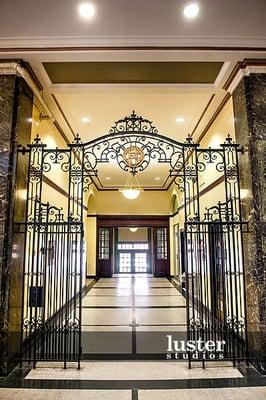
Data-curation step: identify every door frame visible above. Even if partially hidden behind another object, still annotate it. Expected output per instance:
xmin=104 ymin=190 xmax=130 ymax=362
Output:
xmin=116 ymin=247 xmax=151 ymax=274
xmin=114 ymin=225 xmax=152 ymax=274
xmin=97 ymin=216 xmax=170 ymax=277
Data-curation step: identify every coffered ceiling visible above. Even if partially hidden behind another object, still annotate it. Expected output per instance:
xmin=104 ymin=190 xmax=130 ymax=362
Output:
xmin=43 ymin=62 xmax=223 ymax=84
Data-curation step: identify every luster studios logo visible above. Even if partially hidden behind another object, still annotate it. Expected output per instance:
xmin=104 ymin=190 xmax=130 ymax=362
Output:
xmin=166 ymin=335 xmax=226 ymax=360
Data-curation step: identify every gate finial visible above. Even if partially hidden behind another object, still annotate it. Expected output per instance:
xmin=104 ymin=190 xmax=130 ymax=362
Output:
xmin=109 ymin=111 xmax=158 ymax=135
xmin=225 ymin=133 xmax=233 ymax=143
xmin=185 ymin=134 xmax=193 ymax=144
xmin=73 ymin=133 xmax=82 ymax=144
xmin=33 ymin=134 xmax=42 ymax=145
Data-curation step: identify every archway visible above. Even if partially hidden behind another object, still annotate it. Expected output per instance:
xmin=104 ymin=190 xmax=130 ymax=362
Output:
xmin=171 ymin=194 xmax=179 ymax=214
xmin=19 ymin=111 xmax=248 ymax=368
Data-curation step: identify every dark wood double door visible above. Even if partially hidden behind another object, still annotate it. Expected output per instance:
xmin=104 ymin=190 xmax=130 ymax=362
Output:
xmin=96 ymin=216 xmax=170 ymax=277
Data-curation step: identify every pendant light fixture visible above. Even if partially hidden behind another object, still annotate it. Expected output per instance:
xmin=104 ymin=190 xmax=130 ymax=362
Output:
xmin=119 ymin=172 xmax=143 ymax=200
xmin=129 ymin=227 xmax=138 ymax=232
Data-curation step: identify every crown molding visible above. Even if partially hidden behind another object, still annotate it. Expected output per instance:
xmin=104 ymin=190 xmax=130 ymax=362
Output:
xmin=227 ymin=65 xmax=266 ymax=93
xmin=0 ymin=35 xmax=266 ymax=51
xmin=222 ymin=60 xmax=266 ymax=93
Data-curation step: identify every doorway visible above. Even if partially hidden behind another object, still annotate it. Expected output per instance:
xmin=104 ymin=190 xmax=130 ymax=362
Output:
xmin=97 ymin=216 xmax=170 ymax=277
xmin=115 ymin=227 xmax=151 ymax=274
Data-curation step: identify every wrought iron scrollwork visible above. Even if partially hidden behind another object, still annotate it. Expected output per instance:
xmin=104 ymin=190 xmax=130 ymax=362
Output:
xmin=109 ymin=110 xmax=158 ymax=135
xmin=83 ymin=132 xmax=184 ymax=175
xmin=19 ymin=112 xmax=248 ymax=367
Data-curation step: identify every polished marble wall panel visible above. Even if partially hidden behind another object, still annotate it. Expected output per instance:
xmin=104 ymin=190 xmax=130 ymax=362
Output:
xmin=232 ymin=73 xmax=266 ymax=373
xmin=0 ymin=76 xmax=33 ymax=375
xmin=0 ymin=75 xmax=17 ymax=375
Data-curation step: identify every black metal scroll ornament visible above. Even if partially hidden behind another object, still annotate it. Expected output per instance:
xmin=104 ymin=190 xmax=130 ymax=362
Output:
xmin=109 ymin=110 xmax=158 ymax=135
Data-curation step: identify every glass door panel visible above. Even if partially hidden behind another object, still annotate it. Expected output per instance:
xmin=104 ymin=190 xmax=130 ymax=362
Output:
xmin=134 ymin=252 xmax=147 ymax=273
xmin=118 ymin=251 xmax=149 ymax=273
xmin=119 ymin=252 xmax=132 ymax=273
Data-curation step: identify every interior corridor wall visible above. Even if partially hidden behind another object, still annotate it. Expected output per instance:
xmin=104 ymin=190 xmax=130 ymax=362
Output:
xmin=24 ymin=105 xmax=88 ymax=321
xmin=169 ymin=98 xmax=235 ymax=276
xmin=86 ymin=189 xmax=172 ymax=275
xmin=94 ymin=190 xmax=171 ymax=215
xmin=31 ymin=105 xmax=69 ymax=213
xmin=85 ymin=216 xmax=97 ymax=276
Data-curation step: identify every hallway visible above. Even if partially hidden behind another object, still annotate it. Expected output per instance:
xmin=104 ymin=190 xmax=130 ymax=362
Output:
xmin=1 ymin=276 xmax=265 ymax=399
xmin=81 ymin=276 xmax=186 ymax=358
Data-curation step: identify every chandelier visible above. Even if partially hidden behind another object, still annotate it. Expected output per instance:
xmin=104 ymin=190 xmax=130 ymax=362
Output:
xmin=119 ymin=172 xmax=143 ymax=200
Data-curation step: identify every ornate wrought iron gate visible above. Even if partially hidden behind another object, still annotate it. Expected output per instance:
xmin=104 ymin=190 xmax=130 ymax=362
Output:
xmin=19 ymin=138 xmax=86 ymax=367
xmin=179 ymin=137 xmax=249 ymax=366
xmin=19 ymin=111 xmax=248 ymax=367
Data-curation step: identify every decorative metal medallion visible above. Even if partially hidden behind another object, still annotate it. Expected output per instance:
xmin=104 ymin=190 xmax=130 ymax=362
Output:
xmin=123 ymin=146 xmax=145 ymax=168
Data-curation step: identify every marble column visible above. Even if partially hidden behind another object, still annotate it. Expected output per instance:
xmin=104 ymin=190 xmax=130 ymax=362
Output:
xmin=0 ymin=75 xmax=33 ymax=375
xmin=232 ymin=73 xmax=266 ymax=374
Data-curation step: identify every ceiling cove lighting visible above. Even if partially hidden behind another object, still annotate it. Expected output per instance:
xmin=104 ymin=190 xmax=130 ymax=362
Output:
xmin=119 ymin=173 xmax=143 ymax=200
xmin=78 ymin=3 xmax=95 ymax=19
xmin=183 ymin=3 xmax=199 ymax=18
xmin=129 ymin=227 xmax=138 ymax=233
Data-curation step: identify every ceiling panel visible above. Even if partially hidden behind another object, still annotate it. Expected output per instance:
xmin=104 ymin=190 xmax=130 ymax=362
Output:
xmin=53 ymin=87 xmax=213 ymax=189
xmin=43 ymin=62 xmax=223 ymax=84
xmin=55 ymin=88 xmax=213 ymax=143
xmin=95 ymin=158 xmax=171 ymax=190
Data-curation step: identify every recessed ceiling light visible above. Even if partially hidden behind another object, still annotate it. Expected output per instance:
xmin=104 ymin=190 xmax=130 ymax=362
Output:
xmin=78 ymin=3 xmax=95 ymax=19
xmin=105 ymin=177 xmax=111 ymax=180
xmin=183 ymin=3 xmax=199 ymax=18
xmin=176 ymin=117 xmax=185 ymax=123
xmin=155 ymin=177 xmax=161 ymax=181
xmin=81 ymin=116 xmax=91 ymax=124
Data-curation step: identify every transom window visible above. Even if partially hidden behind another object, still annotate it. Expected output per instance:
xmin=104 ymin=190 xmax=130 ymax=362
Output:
xmin=117 ymin=242 xmax=149 ymax=250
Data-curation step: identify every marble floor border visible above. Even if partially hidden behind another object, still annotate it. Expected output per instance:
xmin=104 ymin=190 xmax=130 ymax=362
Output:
xmin=0 ymin=366 xmax=265 ymax=391
xmin=1 ymin=387 xmax=266 ymax=400
xmin=80 ymin=354 xmax=186 ymax=361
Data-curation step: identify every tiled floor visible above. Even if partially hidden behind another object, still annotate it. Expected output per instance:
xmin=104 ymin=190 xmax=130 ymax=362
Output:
xmin=25 ymin=361 xmax=243 ymax=380
xmin=1 ymin=276 xmax=265 ymax=399
xmin=1 ymin=387 xmax=266 ymax=400
xmin=138 ymin=387 xmax=266 ymax=400
xmin=80 ymin=275 xmax=187 ymax=357
xmin=0 ymin=389 xmax=132 ymax=400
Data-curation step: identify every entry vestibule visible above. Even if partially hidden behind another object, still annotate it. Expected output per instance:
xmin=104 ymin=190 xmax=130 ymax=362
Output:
xmin=115 ymin=227 xmax=151 ymax=274
xmin=96 ymin=217 xmax=170 ymax=277
xmin=16 ymin=111 xmax=248 ymax=369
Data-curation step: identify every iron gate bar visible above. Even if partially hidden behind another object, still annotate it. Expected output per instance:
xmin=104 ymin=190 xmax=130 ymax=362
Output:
xmin=18 ymin=111 xmax=248 ymax=368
